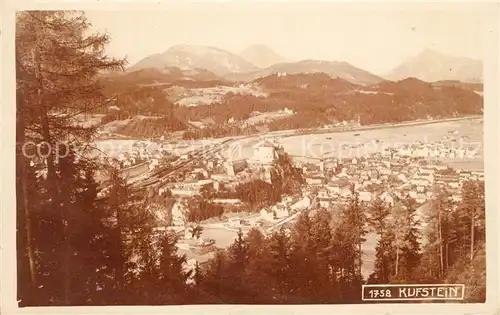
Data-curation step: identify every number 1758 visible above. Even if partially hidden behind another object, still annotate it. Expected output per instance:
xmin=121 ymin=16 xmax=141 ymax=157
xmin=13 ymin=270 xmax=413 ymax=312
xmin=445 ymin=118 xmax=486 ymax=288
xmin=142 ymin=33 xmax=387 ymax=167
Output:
xmin=368 ymin=289 xmax=392 ymax=298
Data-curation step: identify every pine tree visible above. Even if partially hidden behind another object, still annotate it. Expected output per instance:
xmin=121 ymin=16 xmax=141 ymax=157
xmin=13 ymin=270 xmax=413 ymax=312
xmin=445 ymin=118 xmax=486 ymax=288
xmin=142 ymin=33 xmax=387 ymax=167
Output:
xmin=288 ymin=212 xmax=317 ymax=301
xmin=309 ymin=208 xmax=336 ymax=302
xmin=391 ymin=197 xmax=421 ymax=282
xmin=462 ymin=181 xmax=485 ymax=261
xmin=448 ymin=181 xmax=485 ymax=264
xmin=106 ymin=168 xmax=129 ymax=300
xmin=367 ymin=198 xmax=394 ymax=283
xmin=226 ymin=229 xmax=249 ymax=297
xmin=25 ymin=148 xmax=119 ymax=305
xmin=16 ymin=10 xmax=125 ymax=191
xmin=412 ymin=179 xmax=486 ymax=297
xmin=339 ymin=186 xmax=367 ymax=282
xmin=16 ymin=49 xmax=39 ymax=304
xmin=264 ymin=227 xmax=292 ymax=302
xmin=201 ymin=250 xmax=229 ymax=301
xmin=331 ymin=210 xmax=362 ymax=302
xmin=419 ymin=187 xmax=452 ymax=280
xmin=242 ymin=228 xmax=269 ymax=302
xmin=16 ymin=11 xmax=126 ymax=305
xmin=193 ymin=261 xmax=202 ymax=296
xmin=156 ymin=231 xmax=190 ymax=304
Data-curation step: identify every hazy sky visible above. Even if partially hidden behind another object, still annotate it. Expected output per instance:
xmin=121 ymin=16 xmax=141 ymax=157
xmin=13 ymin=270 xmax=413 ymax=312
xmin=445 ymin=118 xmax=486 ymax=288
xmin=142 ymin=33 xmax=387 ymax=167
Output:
xmin=85 ymin=3 xmax=488 ymax=75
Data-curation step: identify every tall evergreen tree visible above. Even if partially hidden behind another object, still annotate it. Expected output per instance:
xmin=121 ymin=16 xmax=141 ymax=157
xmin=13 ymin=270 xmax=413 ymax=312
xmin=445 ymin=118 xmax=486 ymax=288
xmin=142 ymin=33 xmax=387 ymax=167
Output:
xmin=223 ymin=228 xmax=250 ymax=302
xmin=332 ymin=211 xmax=362 ymax=301
xmin=264 ymin=228 xmax=292 ymax=302
xmin=202 ymin=250 xmax=229 ymax=301
xmin=156 ymin=231 xmax=190 ymax=303
xmin=391 ymin=197 xmax=421 ymax=282
xmin=309 ymin=208 xmax=336 ymax=302
xmin=418 ymin=187 xmax=453 ymax=280
xmin=16 ymin=10 xmax=125 ymax=305
xmin=447 ymin=181 xmax=485 ymax=264
xmin=367 ymin=198 xmax=394 ymax=283
xmin=26 ymin=148 xmax=118 ymax=305
xmin=242 ymin=228 xmax=270 ymax=303
xmin=335 ymin=186 xmax=367 ymax=286
xmin=289 ymin=212 xmax=318 ymax=301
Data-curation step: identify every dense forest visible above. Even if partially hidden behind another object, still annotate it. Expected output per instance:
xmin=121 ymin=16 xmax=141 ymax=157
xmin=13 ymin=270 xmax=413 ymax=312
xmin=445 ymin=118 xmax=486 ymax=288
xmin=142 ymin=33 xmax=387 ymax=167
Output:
xmin=94 ymin=64 xmax=483 ymax=140
xmin=173 ymin=73 xmax=483 ymax=133
xmin=15 ymin=11 xmax=486 ymax=307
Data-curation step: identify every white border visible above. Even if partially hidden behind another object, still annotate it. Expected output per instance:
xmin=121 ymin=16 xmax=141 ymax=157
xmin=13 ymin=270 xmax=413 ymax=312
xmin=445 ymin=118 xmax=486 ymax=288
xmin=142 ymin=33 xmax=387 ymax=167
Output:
xmin=1 ymin=1 xmax=499 ymax=315
xmin=361 ymin=284 xmax=466 ymax=301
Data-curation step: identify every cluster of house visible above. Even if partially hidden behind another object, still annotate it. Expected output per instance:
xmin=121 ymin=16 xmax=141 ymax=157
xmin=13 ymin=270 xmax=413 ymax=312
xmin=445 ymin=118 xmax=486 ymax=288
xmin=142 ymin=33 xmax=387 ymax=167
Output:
xmin=392 ymin=137 xmax=480 ymax=159
xmin=153 ymin=140 xmax=291 ymax=226
xmin=143 ymin=133 xmax=483 ymax=285
xmin=95 ymin=140 xmax=177 ymax=188
xmin=217 ymin=194 xmax=313 ymax=232
xmin=145 ymin=134 xmax=486 ymax=263
xmin=258 ymin=195 xmax=312 ymax=222
xmin=398 ymin=167 xmax=484 ymax=203
xmin=157 ymin=139 xmax=285 ymax=198
xmin=99 ymin=140 xmax=173 ymax=171
xmin=299 ymin=142 xmax=484 ymax=208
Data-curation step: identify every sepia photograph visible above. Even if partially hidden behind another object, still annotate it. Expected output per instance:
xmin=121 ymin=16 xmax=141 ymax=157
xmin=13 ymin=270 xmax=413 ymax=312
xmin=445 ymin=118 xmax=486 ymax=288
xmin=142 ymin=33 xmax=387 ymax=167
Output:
xmin=2 ymin=1 xmax=499 ymax=313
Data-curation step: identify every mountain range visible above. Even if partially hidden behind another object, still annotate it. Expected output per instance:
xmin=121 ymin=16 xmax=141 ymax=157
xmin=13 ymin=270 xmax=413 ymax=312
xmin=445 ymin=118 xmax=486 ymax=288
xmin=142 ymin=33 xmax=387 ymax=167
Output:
xmin=129 ymin=45 xmax=483 ymax=85
xmin=98 ymin=70 xmax=483 ymax=139
xmin=129 ymin=44 xmax=259 ymax=76
xmin=226 ymin=60 xmax=384 ymax=85
xmin=385 ymin=48 xmax=483 ymax=83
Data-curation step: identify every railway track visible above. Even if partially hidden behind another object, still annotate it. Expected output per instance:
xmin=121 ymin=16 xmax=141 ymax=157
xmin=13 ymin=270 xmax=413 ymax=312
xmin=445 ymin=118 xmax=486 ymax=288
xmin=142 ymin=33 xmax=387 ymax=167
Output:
xmin=98 ymin=138 xmax=236 ymax=200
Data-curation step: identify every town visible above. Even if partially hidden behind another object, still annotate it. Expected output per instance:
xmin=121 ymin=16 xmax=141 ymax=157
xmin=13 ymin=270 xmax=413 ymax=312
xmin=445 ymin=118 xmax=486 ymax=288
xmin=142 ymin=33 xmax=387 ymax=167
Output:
xmin=93 ymin=118 xmax=484 ymax=282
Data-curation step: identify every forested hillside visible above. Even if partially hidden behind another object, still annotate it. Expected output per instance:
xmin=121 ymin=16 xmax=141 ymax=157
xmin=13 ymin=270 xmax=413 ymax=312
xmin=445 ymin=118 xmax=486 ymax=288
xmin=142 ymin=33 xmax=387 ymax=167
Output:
xmin=174 ymin=73 xmax=483 ymax=139
xmin=93 ymin=66 xmax=484 ymax=140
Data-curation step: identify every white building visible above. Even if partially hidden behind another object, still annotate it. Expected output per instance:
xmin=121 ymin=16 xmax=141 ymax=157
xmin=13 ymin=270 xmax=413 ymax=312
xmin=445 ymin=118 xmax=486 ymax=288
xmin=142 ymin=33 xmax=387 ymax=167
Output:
xmin=317 ymin=188 xmax=330 ymax=199
xmin=414 ymin=147 xmax=430 ymax=157
xmin=419 ymin=171 xmax=434 ymax=184
xmin=253 ymin=142 xmax=278 ymax=164
xmin=260 ymin=209 xmax=274 ymax=222
xmin=326 ymin=179 xmax=351 ymax=195
xmin=274 ymin=207 xmax=289 ymax=219
xmin=318 ymin=198 xmax=335 ymax=208
xmin=358 ymin=190 xmax=373 ymax=202
xmin=305 ymin=174 xmax=326 ymax=186
xmin=379 ymin=192 xmax=395 ymax=207
xmin=170 ymin=188 xmax=199 ymax=198
xmin=416 ymin=193 xmax=427 ymax=203
xmin=290 ymin=196 xmax=312 ymax=211
xmin=408 ymin=190 xmax=418 ymax=199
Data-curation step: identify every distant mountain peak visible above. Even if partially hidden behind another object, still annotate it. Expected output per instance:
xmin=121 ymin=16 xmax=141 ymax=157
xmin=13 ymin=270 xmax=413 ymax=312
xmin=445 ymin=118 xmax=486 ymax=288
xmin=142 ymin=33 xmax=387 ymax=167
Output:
xmin=225 ymin=59 xmax=384 ymax=85
xmin=421 ymin=46 xmax=437 ymax=53
xmin=239 ymin=44 xmax=289 ymax=68
xmin=386 ymin=48 xmax=482 ymax=83
xmin=167 ymin=44 xmax=226 ymax=54
xmin=245 ymin=43 xmax=274 ymax=50
xmin=130 ymin=44 xmax=259 ymax=75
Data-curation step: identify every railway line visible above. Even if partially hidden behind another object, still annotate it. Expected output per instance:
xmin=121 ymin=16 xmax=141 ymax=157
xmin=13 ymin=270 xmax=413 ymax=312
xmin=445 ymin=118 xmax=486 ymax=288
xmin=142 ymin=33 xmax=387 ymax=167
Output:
xmin=98 ymin=138 xmax=236 ymax=200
